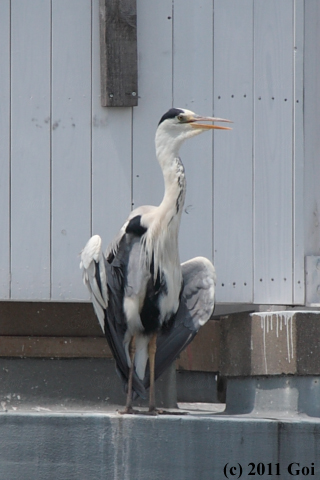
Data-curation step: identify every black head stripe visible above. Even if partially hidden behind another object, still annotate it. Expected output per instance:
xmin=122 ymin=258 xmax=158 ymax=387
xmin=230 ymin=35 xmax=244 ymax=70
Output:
xmin=158 ymin=108 xmax=184 ymax=126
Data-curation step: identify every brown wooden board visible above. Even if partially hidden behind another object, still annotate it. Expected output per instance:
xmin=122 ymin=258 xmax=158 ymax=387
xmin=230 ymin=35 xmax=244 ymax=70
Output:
xmin=0 ymin=303 xmax=220 ymax=370
xmin=99 ymin=0 xmax=138 ymax=107
xmin=0 ymin=302 xmax=102 ymax=336
xmin=0 ymin=336 xmax=112 ymax=358
xmin=176 ymin=320 xmax=220 ymax=373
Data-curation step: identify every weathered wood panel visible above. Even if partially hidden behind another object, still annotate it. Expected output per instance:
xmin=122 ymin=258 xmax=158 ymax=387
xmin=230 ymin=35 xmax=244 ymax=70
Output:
xmin=0 ymin=0 xmax=312 ymax=307
xmin=304 ymin=0 xmax=320 ymax=306
xmin=10 ymin=0 xmax=51 ymax=299
xmin=176 ymin=320 xmax=220 ymax=372
xmin=293 ymin=0 xmax=305 ymax=304
xmin=0 ymin=1 xmax=10 ymax=299
xmin=0 ymin=300 xmax=219 ymax=370
xmin=132 ymin=0 xmax=173 ymax=211
xmin=99 ymin=0 xmax=138 ymax=107
xmin=91 ymin=0 xmax=132 ymax=252
xmin=213 ymin=0 xmax=254 ymax=303
xmin=173 ymin=0 xmax=214 ymax=263
xmin=253 ymin=0 xmax=294 ymax=304
xmin=0 ymin=336 xmax=112 ymax=358
xmin=0 ymin=302 xmax=101 ymax=337
xmin=51 ymin=0 xmax=92 ymax=300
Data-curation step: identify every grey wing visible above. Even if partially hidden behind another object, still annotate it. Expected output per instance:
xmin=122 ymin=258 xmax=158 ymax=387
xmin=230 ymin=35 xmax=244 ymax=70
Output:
xmin=80 ymin=234 xmax=147 ymax=399
xmin=143 ymin=256 xmax=216 ymax=387
xmin=179 ymin=256 xmax=216 ymax=330
xmin=80 ymin=235 xmax=108 ymax=332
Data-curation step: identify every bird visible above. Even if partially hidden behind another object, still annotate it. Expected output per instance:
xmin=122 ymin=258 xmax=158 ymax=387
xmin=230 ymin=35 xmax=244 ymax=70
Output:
xmin=80 ymin=108 xmax=231 ymax=414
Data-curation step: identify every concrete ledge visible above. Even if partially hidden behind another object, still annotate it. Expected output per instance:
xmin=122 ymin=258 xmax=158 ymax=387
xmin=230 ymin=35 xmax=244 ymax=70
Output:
xmin=225 ymin=376 xmax=320 ymax=416
xmin=0 ymin=409 xmax=319 ymax=480
xmin=220 ymin=311 xmax=320 ymax=376
xmin=220 ymin=311 xmax=320 ymax=418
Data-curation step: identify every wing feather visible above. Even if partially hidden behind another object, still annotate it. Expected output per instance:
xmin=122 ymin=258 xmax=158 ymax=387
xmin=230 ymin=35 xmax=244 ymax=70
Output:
xmin=181 ymin=256 xmax=216 ymax=330
xmin=81 ymin=238 xmax=216 ymax=399
xmin=80 ymin=233 xmax=147 ymax=399
xmin=80 ymin=235 xmax=108 ymax=332
xmin=143 ymin=256 xmax=216 ymax=388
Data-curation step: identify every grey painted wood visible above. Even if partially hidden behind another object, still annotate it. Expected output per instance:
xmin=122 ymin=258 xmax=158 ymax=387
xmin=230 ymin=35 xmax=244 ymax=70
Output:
xmin=253 ymin=0 xmax=294 ymax=304
xmin=10 ymin=0 xmax=51 ymax=299
xmin=293 ymin=0 xmax=305 ymax=304
xmin=0 ymin=1 xmax=10 ymax=299
xmin=304 ymin=1 xmax=320 ymax=260
xmin=91 ymin=0 xmax=132 ymax=255
xmin=173 ymin=0 xmax=214 ymax=263
xmin=132 ymin=1 xmax=173 ymax=211
xmin=213 ymin=0 xmax=254 ymax=303
xmin=51 ymin=0 xmax=92 ymax=301
xmin=0 ymin=0 xmax=316 ymax=306
xmin=99 ymin=0 xmax=138 ymax=107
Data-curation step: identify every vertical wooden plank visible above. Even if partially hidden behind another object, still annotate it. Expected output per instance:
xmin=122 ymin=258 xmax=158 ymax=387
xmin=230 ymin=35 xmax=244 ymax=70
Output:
xmin=132 ymin=0 xmax=173 ymax=213
xmin=173 ymin=0 xmax=214 ymax=263
xmin=91 ymin=0 xmax=132 ymax=250
xmin=304 ymin=2 xmax=320 ymax=269
xmin=293 ymin=0 xmax=305 ymax=304
xmin=11 ymin=0 xmax=51 ymax=299
xmin=0 ymin=1 xmax=10 ymax=299
xmin=253 ymin=0 xmax=294 ymax=303
xmin=99 ymin=0 xmax=138 ymax=107
xmin=213 ymin=0 xmax=254 ymax=303
xmin=51 ymin=0 xmax=92 ymax=300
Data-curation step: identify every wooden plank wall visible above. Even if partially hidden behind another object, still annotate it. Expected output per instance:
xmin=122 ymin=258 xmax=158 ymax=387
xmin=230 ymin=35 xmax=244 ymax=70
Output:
xmin=304 ymin=2 xmax=320 ymax=260
xmin=213 ymin=0 xmax=254 ymax=303
xmin=0 ymin=0 xmax=308 ymax=305
xmin=213 ymin=0 xmax=304 ymax=305
xmin=10 ymin=0 xmax=51 ymax=299
xmin=174 ymin=0 xmax=214 ymax=263
xmin=51 ymin=0 xmax=92 ymax=300
xmin=253 ymin=1 xmax=294 ymax=304
xmin=0 ymin=1 xmax=10 ymax=299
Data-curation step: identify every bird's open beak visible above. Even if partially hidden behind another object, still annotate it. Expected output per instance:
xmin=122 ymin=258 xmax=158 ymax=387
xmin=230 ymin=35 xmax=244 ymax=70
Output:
xmin=189 ymin=116 xmax=232 ymax=130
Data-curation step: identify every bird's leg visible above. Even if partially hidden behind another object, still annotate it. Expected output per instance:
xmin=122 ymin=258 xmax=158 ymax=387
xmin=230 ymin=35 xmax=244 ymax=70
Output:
xmin=148 ymin=332 xmax=158 ymax=414
xmin=120 ymin=335 xmax=136 ymax=414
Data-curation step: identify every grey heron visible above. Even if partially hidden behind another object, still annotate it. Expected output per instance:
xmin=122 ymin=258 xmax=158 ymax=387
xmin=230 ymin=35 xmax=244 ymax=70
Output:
xmin=80 ymin=108 xmax=231 ymax=414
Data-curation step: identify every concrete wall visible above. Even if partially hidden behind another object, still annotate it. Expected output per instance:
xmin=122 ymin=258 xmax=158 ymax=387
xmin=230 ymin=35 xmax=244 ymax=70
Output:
xmin=0 ymin=411 xmax=319 ymax=480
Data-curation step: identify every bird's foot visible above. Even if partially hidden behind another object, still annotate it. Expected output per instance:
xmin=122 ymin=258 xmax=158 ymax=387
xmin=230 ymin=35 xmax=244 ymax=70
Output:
xmin=137 ymin=410 xmax=157 ymax=416
xmin=146 ymin=407 xmax=158 ymax=416
xmin=118 ymin=406 xmax=188 ymax=415
xmin=118 ymin=406 xmax=139 ymax=415
xmin=154 ymin=409 xmax=188 ymax=416
xmin=139 ymin=407 xmax=188 ymax=416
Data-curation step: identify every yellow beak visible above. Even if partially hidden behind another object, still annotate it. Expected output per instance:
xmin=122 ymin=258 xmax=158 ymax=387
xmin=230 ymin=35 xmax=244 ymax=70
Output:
xmin=189 ymin=116 xmax=232 ymax=130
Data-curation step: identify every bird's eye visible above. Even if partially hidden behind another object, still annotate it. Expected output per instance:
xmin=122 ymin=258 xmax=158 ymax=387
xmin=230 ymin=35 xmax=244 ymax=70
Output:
xmin=177 ymin=115 xmax=185 ymax=122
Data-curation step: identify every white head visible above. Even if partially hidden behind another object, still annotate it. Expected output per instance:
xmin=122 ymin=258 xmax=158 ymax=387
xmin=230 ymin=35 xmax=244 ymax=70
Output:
xmin=155 ymin=107 xmax=232 ymax=161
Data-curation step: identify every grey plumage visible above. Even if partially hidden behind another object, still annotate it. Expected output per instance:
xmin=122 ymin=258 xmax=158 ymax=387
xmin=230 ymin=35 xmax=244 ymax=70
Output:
xmin=82 ymin=233 xmax=215 ymax=399
xmin=142 ymin=256 xmax=216 ymax=390
xmin=80 ymin=108 xmax=231 ymax=412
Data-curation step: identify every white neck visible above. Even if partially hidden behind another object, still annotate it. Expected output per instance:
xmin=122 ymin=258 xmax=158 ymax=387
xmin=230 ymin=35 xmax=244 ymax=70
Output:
xmin=142 ymin=122 xmax=203 ymax=281
xmin=139 ymin=128 xmax=188 ymax=283
xmin=155 ymin=130 xmax=186 ymax=227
